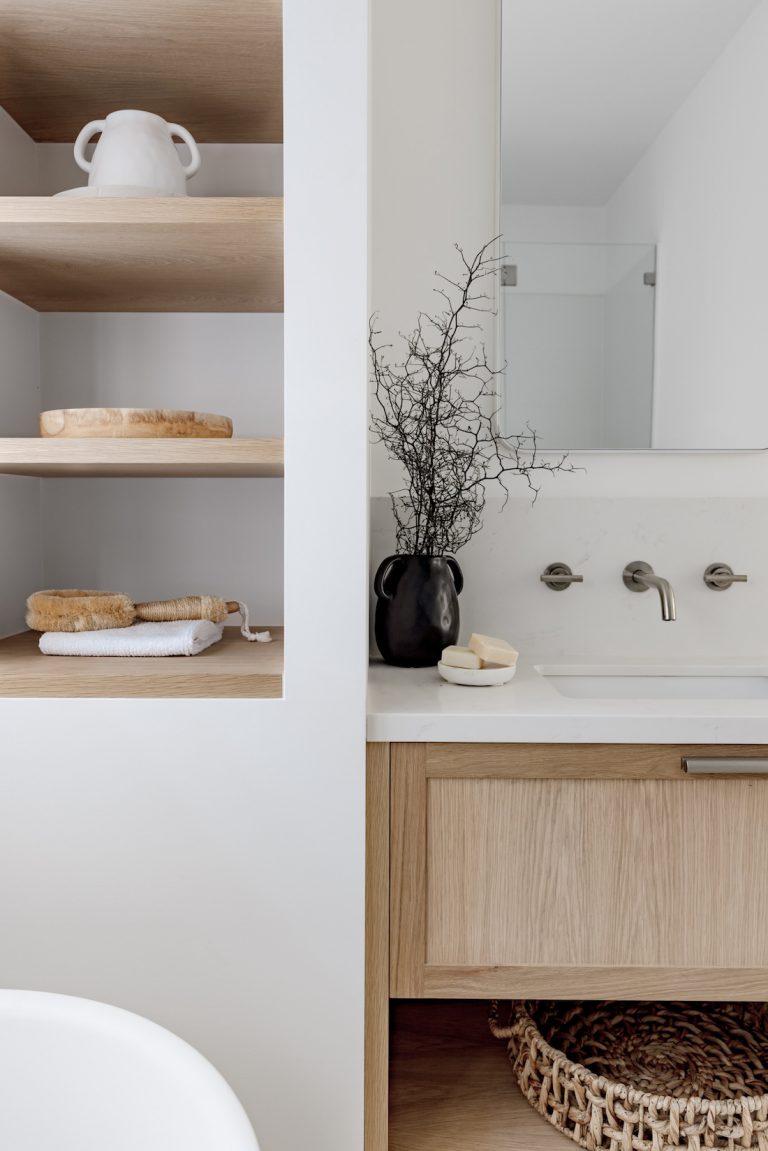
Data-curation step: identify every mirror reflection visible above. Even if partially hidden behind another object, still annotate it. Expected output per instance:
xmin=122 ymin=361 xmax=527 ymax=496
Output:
xmin=499 ymin=0 xmax=766 ymax=450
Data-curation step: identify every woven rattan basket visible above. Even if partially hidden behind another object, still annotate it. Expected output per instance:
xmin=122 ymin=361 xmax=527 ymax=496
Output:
xmin=489 ymin=1001 xmax=768 ymax=1151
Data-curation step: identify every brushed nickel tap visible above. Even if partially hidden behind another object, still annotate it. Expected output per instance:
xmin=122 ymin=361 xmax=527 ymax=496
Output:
xmin=540 ymin=562 xmax=584 ymax=591
xmin=703 ymin=563 xmax=748 ymax=591
xmin=623 ymin=561 xmax=676 ymax=621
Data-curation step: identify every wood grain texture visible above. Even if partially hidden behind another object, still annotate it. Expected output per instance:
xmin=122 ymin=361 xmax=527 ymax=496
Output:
xmin=426 ymin=778 xmax=768 ymax=969
xmin=40 ymin=408 xmax=233 ymax=439
xmin=0 ymin=198 xmax=283 ymax=312
xmin=426 ymin=742 xmax=768 ymax=779
xmin=390 ymin=1001 xmax=561 ymax=1151
xmin=0 ymin=627 xmax=283 ymax=698
xmin=423 ymin=965 xmax=768 ymax=1000
xmin=0 ymin=437 xmax=283 ymax=477
xmin=0 ymin=0 xmax=282 ymax=143
xmin=366 ymin=744 xmax=390 ymax=1151
xmin=390 ymin=744 xmax=428 ymax=997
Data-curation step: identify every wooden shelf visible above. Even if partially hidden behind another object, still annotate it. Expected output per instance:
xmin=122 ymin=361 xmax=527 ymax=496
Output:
xmin=0 ymin=437 xmax=284 ymax=478
xmin=0 ymin=0 xmax=282 ymax=143
xmin=389 ymin=1002 xmax=564 ymax=1151
xmin=0 ymin=198 xmax=283 ymax=312
xmin=0 ymin=627 xmax=283 ymax=698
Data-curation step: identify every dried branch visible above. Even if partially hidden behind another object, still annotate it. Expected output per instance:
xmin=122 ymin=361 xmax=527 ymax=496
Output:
xmin=370 ymin=238 xmax=574 ymax=555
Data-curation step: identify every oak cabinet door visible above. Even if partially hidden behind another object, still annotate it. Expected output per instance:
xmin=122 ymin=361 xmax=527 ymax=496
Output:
xmin=390 ymin=743 xmax=768 ymax=999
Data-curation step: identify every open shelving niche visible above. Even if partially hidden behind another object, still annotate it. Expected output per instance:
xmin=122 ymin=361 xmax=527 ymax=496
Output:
xmin=0 ymin=0 xmax=284 ymax=699
xmin=390 ymin=1001 xmax=565 ymax=1151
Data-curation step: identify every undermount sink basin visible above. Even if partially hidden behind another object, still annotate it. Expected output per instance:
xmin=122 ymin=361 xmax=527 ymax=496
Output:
xmin=537 ymin=665 xmax=768 ymax=700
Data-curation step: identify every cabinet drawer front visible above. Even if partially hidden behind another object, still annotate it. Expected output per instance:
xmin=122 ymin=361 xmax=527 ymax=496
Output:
xmin=427 ymin=777 xmax=768 ymax=969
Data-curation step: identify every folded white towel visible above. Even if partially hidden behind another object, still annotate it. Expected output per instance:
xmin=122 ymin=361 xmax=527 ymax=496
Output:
xmin=39 ymin=619 xmax=224 ymax=657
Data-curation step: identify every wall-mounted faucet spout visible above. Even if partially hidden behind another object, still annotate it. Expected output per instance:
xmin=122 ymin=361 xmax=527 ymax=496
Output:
xmin=623 ymin=561 xmax=676 ymax=621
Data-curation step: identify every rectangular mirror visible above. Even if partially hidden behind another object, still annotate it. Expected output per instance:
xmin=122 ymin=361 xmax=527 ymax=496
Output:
xmin=499 ymin=0 xmax=767 ymax=450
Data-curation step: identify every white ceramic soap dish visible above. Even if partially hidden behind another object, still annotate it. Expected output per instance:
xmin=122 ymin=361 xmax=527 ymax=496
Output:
xmin=438 ymin=662 xmax=517 ymax=687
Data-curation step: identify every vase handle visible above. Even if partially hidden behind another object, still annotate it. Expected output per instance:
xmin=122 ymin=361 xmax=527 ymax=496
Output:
xmin=374 ymin=555 xmax=405 ymax=602
xmin=73 ymin=119 xmax=106 ymax=173
xmin=446 ymin=556 xmax=464 ymax=596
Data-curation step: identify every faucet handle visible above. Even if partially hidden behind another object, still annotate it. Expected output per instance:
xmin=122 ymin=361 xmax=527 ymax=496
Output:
xmin=540 ymin=562 xmax=584 ymax=591
xmin=703 ymin=563 xmax=748 ymax=590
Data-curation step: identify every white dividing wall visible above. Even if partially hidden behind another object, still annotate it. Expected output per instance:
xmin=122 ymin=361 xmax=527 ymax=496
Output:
xmin=605 ymin=0 xmax=768 ymax=448
xmin=370 ymin=0 xmax=500 ymax=499
xmin=0 ymin=5 xmax=368 ymax=1150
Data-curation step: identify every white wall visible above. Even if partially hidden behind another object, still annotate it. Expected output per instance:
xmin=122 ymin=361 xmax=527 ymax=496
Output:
xmin=370 ymin=0 xmax=500 ymax=498
xmin=501 ymin=204 xmax=606 ymax=244
xmin=0 ymin=6 xmax=368 ymax=1151
xmin=0 ymin=106 xmax=37 ymax=193
xmin=370 ymin=0 xmax=768 ymax=667
xmin=40 ymin=478 xmax=284 ymax=621
xmin=605 ymin=0 xmax=768 ymax=449
xmin=499 ymin=0 xmax=761 ymax=207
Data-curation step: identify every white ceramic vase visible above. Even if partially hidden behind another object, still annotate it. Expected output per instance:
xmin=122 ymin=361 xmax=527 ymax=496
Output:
xmin=73 ymin=110 xmax=201 ymax=195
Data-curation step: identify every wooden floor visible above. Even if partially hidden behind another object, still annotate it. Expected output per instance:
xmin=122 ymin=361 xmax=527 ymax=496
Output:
xmin=389 ymin=1001 xmax=568 ymax=1151
xmin=0 ymin=627 xmax=284 ymax=698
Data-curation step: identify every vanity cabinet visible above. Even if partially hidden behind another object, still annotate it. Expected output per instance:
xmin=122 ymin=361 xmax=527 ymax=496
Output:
xmin=368 ymin=741 xmax=768 ymax=1150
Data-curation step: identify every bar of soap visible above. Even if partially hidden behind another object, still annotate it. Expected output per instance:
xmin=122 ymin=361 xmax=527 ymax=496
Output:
xmin=441 ymin=645 xmax=482 ymax=670
xmin=468 ymin=633 xmax=519 ymax=667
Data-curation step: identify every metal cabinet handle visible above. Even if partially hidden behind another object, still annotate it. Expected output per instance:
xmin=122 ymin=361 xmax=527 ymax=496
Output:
xmin=683 ymin=758 xmax=768 ymax=775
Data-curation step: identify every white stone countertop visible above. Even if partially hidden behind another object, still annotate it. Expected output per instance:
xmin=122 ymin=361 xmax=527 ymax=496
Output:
xmin=367 ymin=656 xmax=768 ymax=743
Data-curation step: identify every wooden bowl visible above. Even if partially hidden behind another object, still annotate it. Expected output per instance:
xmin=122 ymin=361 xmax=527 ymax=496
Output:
xmin=40 ymin=408 xmax=234 ymax=439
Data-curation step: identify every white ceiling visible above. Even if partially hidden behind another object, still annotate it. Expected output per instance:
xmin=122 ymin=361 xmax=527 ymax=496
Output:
xmin=502 ymin=0 xmax=762 ymax=206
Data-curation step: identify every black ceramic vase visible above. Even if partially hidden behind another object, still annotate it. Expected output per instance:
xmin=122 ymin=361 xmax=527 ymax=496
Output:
xmin=374 ymin=554 xmax=463 ymax=667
